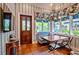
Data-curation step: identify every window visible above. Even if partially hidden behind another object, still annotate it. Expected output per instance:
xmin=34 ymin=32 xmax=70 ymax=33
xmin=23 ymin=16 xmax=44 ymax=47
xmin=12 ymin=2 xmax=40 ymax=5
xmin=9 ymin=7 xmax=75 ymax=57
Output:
xmin=72 ymin=19 xmax=79 ymax=36
xmin=43 ymin=21 xmax=49 ymax=32
xmin=54 ymin=20 xmax=60 ymax=32
xmin=22 ymin=20 xmax=26 ymax=31
xmin=61 ymin=19 xmax=70 ymax=34
xmin=3 ymin=19 xmax=10 ymax=31
xmin=3 ymin=13 xmax=11 ymax=32
xmin=22 ymin=16 xmax=26 ymax=31
xmin=35 ymin=20 xmax=49 ymax=32
xmin=52 ymin=13 xmax=79 ymax=37
xmin=27 ymin=17 xmax=30 ymax=31
xmin=35 ymin=21 xmax=42 ymax=32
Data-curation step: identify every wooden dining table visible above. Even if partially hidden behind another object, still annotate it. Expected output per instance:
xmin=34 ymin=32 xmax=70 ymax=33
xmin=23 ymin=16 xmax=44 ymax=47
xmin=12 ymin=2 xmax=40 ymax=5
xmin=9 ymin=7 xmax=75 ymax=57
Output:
xmin=42 ymin=35 xmax=69 ymax=42
xmin=42 ymin=35 xmax=72 ymax=50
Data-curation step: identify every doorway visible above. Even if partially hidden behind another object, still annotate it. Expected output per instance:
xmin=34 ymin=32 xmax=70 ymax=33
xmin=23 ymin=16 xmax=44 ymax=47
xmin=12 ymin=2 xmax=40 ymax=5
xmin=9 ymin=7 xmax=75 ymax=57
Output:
xmin=20 ymin=15 xmax=32 ymax=44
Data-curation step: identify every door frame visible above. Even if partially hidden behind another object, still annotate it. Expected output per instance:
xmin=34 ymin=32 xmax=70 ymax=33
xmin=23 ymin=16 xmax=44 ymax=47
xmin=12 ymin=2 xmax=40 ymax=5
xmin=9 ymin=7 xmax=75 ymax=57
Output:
xmin=20 ymin=14 xmax=32 ymax=44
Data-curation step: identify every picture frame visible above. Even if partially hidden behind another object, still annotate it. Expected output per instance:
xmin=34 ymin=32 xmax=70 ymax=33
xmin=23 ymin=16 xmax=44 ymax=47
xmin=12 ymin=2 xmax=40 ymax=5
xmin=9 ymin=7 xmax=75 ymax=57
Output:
xmin=0 ymin=7 xmax=3 ymax=32
xmin=2 ymin=12 xmax=12 ymax=32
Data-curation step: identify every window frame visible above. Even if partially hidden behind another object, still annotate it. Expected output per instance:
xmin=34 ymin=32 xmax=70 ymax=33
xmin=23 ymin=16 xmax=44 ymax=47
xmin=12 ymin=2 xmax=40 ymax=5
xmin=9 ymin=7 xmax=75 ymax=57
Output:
xmin=35 ymin=20 xmax=50 ymax=33
xmin=52 ymin=14 xmax=79 ymax=37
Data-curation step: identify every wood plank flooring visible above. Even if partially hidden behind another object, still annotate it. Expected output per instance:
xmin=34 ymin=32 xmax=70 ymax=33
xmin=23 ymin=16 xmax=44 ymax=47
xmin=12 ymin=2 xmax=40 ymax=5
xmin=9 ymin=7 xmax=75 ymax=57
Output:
xmin=17 ymin=43 xmax=71 ymax=55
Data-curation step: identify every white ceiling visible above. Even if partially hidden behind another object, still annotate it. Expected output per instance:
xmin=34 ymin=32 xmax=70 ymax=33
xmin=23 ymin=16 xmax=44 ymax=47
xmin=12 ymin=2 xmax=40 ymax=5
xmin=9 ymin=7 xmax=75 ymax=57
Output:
xmin=30 ymin=3 xmax=75 ymax=11
xmin=30 ymin=3 xmax=52 ymax=10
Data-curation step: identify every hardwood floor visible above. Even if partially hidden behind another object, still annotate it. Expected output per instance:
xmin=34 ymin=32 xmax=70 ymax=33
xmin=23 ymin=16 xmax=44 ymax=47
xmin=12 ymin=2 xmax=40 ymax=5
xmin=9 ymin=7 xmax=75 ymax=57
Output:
xmin=17 ymin=43 xmax=71 ymax=55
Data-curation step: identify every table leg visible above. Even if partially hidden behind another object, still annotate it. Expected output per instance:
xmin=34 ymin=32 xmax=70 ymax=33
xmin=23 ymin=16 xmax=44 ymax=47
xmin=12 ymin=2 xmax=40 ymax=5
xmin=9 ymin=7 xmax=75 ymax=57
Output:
xmin=48 ymin=41 xmax=58 ymax=51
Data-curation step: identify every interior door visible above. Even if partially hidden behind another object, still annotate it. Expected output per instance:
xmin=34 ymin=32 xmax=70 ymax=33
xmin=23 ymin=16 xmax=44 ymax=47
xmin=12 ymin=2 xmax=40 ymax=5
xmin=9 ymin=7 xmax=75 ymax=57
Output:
xmin=20 ymin=15 xmax=32 ymax=44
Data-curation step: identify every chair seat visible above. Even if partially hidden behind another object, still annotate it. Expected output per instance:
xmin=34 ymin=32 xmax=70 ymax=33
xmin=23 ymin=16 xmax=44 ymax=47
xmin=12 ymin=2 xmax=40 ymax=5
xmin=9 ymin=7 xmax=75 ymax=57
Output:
xmin=37 ymin=37 xmax=49 ymax=45
xmin=36 ymin=32 xmax=50 ymax=45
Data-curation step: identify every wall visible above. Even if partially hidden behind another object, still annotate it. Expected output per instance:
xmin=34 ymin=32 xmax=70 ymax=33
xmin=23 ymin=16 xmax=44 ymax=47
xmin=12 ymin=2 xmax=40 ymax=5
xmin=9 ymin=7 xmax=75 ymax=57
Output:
xmin=0 ymin=3 xmax=16 ymax=55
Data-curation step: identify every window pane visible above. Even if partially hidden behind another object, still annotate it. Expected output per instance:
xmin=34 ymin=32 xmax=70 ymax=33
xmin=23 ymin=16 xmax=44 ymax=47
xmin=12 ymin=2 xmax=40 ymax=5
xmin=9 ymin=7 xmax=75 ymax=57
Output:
xmin=72 ymin=19 xmax=79 ymax=36
xmin=36 ymin=21 xmax=42 ymax=32
xmin=22 ymin=20 xmax=26 ymax=31
xmin=4 ymin=19 xmax=10 ymax=31
xmin=43 ymin=22 xmax=49 ymax=32
xmin=54 ymin=21 xmax=60 ymax=32
xmin=61 ymin=19 xmax=70 ymax=34
xmin=27 ymin=17 xmax=30 ymax=31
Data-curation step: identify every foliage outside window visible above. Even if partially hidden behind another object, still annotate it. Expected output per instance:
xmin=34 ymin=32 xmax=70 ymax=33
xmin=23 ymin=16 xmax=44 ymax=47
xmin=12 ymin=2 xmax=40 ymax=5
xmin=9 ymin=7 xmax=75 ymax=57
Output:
xmin=36 ymin=21 xmax=42 ymax=32
xmin=35 ymin=20 xmax=49 ymax=32
xmin=43 ymin=21 xmax=49 ymax=32
xmin=72 ymin=19 xmax=79 ymax=36
xmin=61 ymin=19 xmax=70 ymax=34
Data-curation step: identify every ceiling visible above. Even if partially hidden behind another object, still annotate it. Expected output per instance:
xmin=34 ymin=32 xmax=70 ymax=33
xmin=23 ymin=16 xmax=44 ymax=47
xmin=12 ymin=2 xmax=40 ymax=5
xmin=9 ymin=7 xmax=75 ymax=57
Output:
xmin=51 ymin=3 xmax=74 ymax=11
xmin=30 ymin=3 xmax=52 ymax=10
xmin=31 ymin=3 xmax=75 ymax=12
